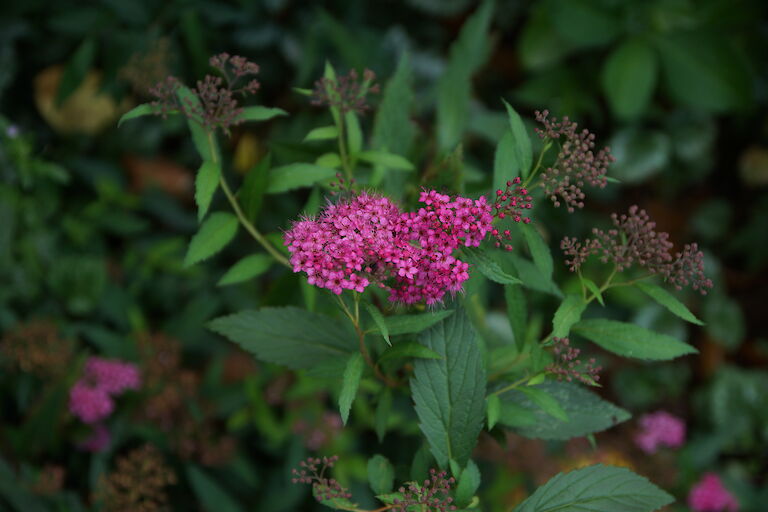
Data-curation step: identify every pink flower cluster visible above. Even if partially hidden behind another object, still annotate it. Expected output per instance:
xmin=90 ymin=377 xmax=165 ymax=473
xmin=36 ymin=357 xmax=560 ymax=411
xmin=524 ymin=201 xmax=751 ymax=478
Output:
xmin=69 ymin=357 xmax=141 ymax=451
xmin=285 ymin=190 xmax=503 ymax=304
xmin=633 ymin=410 xmax=686 ymax=454
xmin=688 ymin=473 xmax=739 ymax=512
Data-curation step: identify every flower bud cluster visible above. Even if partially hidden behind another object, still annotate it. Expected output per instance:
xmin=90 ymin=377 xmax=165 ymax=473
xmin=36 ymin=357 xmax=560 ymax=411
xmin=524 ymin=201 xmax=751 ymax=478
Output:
xmin=311 ymin=68 xmax=379 ymax=114
xmin=392 ymin=468 xmax=457 ymax=512
xmin=291 ymin=456 xmax=352 ymax=503
xmin=546 ymin=337 xmax=601 ymax=385
xmin=490 ymin=177 xmax=534 ymax=251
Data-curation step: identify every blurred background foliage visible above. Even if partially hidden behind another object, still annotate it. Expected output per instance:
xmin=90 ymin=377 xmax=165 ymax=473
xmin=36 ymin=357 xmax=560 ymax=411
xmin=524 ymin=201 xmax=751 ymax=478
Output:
xmin=0 ymin=0 xmax=767 ymax=510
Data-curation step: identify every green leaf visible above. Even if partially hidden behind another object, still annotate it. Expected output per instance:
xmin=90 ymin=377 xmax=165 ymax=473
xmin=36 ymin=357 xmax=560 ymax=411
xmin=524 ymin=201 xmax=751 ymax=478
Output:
xmin=503 ymin=100 xmax=533 ymax=181
xmin=520 ymin=223 xmax=553 ymax=278
xmin=375 ymin=388 xmax=393 ymax=442
xmin=373 ymin=54 xmax=414 ymax=156
xmin=217 ymin=254 xmax=273 ymax=286
xmin=514 ymin=464 xmax=674 ymax=512
xmin=316 ymin=152 xmax=342 ymax=168
xmin=339 ymin=352 xmax=364 ymax=425
xmin=118 ymin=103 xmax=160 ymax=127
xmin=176 ymin=85 xmax=218 ymax=162
xmin=183 ymin=212 xmax=238 ymax=267
xmin=357 ymin=150 xmax=414 ymax=171
xmin=266 ymin=163 xmax=336 ymax=194
xmin=494 ymin=131 xmax=519 ymax=191
xmin=195 ymin=160 xmax=220 ymax=221
xmin=455 ymin=460 xmax=481 ymax=508
xmin=235 ymin=106 xmax=287 ymax=122
xmin=378 ymin=341 xmax=443 ymax=365
xmin=186 ymin=465 xmax=244 ymax=512
xmin=208 ymin=307 xmax=355 ymax=369
xmin=346 ymin=111 xmax=363 ymax=156
xmin=572 ymin=319 xmax=697 ymax=360
xmin=635 ymin=282 xmax=704 ymax=326
xmin=549 ymin=0 xmax=620 ymax=49
xmin=56 ymin=37 xmax=96 ymax=105
xmin=580 ymin=276 xmax=604 ymax=306
xmin=376 ymin=492 xmax=405 ymax=506
xmin=507 ymin=253 xmax=563 ymax=298
xmin=601 ymin=38 xmax=658 ymax=120
xmin=436 ymin=0 xmax=495 ymax=150
xmin=366 ymin=304 xmax=390 ymax=346
xmin=411 ymin=308 xmax=486 ymax=468
xmin=486 ymin=394 xmax=500 ymax=430
xmin=500 ymin=381 xmax=631 ymax=440
xmin=520 ymin=387 xmax=569 ymax=422
xmin=505 ymin=283 xmax=528 ymax=350
xmin=304 ymin=125 xmax=339 ymax=142
xmin=367 ymin=455 xmax=395 ymax=495
xmin=552 ymin=294 xmax=587 ymax=338
xmin=609 ymin=128 xmax=671 ymax=183
xmin=372 ymin=309 xmax=455 ymax=336
xmin=463 ymin=247 xmax=522 ymax=284
xmin=240 ymin=155 xmax=271 ymax=223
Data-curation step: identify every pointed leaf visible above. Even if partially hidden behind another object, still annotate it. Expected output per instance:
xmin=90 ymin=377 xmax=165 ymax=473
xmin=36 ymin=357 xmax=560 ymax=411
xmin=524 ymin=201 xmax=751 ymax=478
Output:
xmin=118 ymin=103 xmax=160 ymax=127
xmin=520 ymin=223 xmax=553 ymax=278
xmin=183 ymin=212 xmax=238 ymax=267
xmin=304 ymin=125 xmax=338 ymax=142
xmin=367 ymin=455 xmax=395 ymax=495
xmin=455 ymin=460 xmax=481 ymax=508
xmin=235 ymin=106 xmax=287 ymax=122
xmin=378 ymin=341 xmax=442 ymax=365
xmin=635 ymin=282 xmax=703 ymax=325
xmin=463 ymin=247 xmax=522 ymax=284
xmin=195 ymin=160 xmax=220 ymax=221
xmin=366 ymin=304 xmax=390 ymax=346
xmin=346 ymin=111 xmax=363 ymax=155
xmin=552 ymin=294 xmax=587 ymax=338
xmin=176 ymin=85 xmax=218 ymax=162
xmin=239 ymin=155 xmax=270 ymax=223
xmin=372 ymin=309 xmax=455 ymax=336
xmin=602 ymin=38 xmax=658 ymax=120
xmin=339 ymin=352 xmax=364 ymax=425
xmin=217 ymin=254 xmax=272 ymax=286
xmin=486 ymin=394 xmax=500 ymax=430
xmin=266 ymin=163 xmax=336 ymax=194
xmin=520 ymin=387 xmax=569 ymax=422
xmin=573 ymin=319 xmax=697 ymax=360
xmin=358 ymin=150 xmax=414 ymax=171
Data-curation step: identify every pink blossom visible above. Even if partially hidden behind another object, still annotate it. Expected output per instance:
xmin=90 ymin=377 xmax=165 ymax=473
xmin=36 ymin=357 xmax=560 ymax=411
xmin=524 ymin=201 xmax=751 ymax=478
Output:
xmin=84 ymin=357 xmax=141 ymax=395
xmin=688 ymin=473 xmax=739 ymax=512
xmin=69 ymin=382 xmax=114 ymax=424
xmin=633 ymin=411 xmax=686 ymax=454
xmin=79 ymin=423 xmax=111 ymax=453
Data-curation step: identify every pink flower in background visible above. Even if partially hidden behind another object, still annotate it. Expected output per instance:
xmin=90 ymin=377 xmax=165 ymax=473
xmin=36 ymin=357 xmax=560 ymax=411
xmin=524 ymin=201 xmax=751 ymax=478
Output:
xmin=79 ymin=423 xmax=111 ymax=452
xmin=69 ymin=382 xmax=114 ymax=424
xmin=688 ymin=473 xmax=739 ymax=512
xmin=633 ymin=410 xmax=686 ymax=454
xmin=84 ymin=357 xmax=141 ymax=395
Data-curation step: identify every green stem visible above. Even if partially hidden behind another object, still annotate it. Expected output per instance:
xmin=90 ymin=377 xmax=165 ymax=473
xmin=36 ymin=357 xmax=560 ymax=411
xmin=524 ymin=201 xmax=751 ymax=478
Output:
xmin=208 ymin=131 xmax=290 ymax=267
xmin=337 ymin=117 xmax=353 ymax=181
xmin=523 ymin=139 xmax=552 ymax=188
xmin=490 ymin=374 xmax=532 ymax=397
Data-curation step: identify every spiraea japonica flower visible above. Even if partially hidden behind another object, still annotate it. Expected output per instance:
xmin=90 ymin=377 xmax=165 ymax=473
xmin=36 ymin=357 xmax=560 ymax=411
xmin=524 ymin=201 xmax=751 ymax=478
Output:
xmin=69 ymin=356 xmax=141 ymax=424
xmin=561 ymin=205 xmax=713 ymax=294
xmin=284 ymin=186 xmax=529 ymax=305
xmin=633 ymin=410 xmax=686 ymax=454
xmin=688 ymin=473 xmax=739 ymax=512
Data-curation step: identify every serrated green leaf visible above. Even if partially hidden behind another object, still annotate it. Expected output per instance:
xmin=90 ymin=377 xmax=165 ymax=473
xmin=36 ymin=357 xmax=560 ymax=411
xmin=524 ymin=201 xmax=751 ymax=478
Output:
xmin=520 ymin=387 xmax=569 ymax=422
xmin=500 ymin=381 xmax=630 ymax=440
xmin=486 ymin=394 xmax=500 ymax=430
xmin=635 ymin=282 xmax=703 ymax=325
xmin=520 ymin=223 xmax=553 ymax=278
xmin=358 ymin=150 xmax=414 ymax=171
xmin=217 ymin=254 xmax=272 ymax=286
xmin=266 ymin=163 xmax=336 ymax=193
xmin=367 ymin=455 xmax=395 ymax=495
xmin=372 ymin=309 xmax=455 ymax=336
xmin=304 ymin=125 xmax=339 ymax=142
xmin=195 ymin=160 xmax=220 ymax=221
xmin=366 ymin=304 xmax=390 ymax=346
xmin=239 ymin=155 xmax=271 ymax=223
xmin=118 ymin=103 xmax=160 ymax=127
xmin=503 ymin=99 xmax=533 ymax=180
xmin=411 ymin=308 xmax=486 ymax=468
xmin=455 ymin=460 xmax=481 ymax=508
xmin=208 ymin=307 xmax=355 ymax=369
xmin=514 ymin=464 xmax=674 ymax=512
xmin=176 ymin=85 xmax=218 ymax=162
xmin=552 ymin=294 xmax=587 ymax=338
xmin=375 ymin=388 xmax=392 ymax=442
xmin=573 ymin=319 xmax=697 ymax=360
xmin=601 ymin=38 xmax=658 ymax=121
xmin=463 ymin=247 xmax=522 ymax=284
xmin=235 ymin=106 xmax=287 ymax=122
xmin=186 ymin=465 xmax=244 ymax=512
xmin=183 ymin=212 xmax=238 ymax=267
xmin=339 ymin=352 xmax=364 ymax=425
xmin=494 ymin=131 xmax=519 ymax=190
xmin=378 ymin=341 xmax=443 ymax=365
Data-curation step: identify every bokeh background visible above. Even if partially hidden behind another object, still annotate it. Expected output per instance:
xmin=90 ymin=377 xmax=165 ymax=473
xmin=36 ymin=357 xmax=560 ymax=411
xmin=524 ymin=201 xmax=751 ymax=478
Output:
xmin=1 ymin=0 xmax=767 ymax=510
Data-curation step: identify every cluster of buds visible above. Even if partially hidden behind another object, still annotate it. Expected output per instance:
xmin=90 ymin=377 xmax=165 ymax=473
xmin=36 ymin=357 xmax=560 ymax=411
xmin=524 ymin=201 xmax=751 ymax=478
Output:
xmin=392 ymin=469 xmax=457 ymax=512
xmin=311 ymin=68 xmax=379 ymax=114
xmin=1 ymin=320 xmax=73 ymax=378
xmin=535 ymin=110 xmax=613 ymax=213
xmin=149 ymin=53 xmax=260 ymax=134
xmin=490 ymin=177 xmax=534 ymax=251
xmin=291 ymin=456 xmax=352 ymax=503
xmin=561 ymin=205 xmax=713 ymax=294
xmin=546 ymin=337 xmax=601 ymax=385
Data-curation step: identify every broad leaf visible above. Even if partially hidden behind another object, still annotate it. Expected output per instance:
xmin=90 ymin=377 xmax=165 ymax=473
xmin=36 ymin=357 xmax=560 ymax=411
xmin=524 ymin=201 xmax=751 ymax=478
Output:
xmin=339 ymin=352 xmax=364 ymax=425
xmin=520 ymin=223 xmax=553 ymax=278
xmin=208 ymin=307 xmax=355 ymax=369
xmin=195 ymin=160 xmax=220 ymax=221
xmin=486 ymin=394 xmax=500 ymax=430
xmin=372 ymin=310 xmax=455 ymax=336
xmin=635 ymin=282 xmax=703 ymax=325
xmin=358 ymin=150 xmax=414 ymax=171
xmin=499 ymin=381 xmax=630 ymax=440
xmin=463 ymin=247 xmax=521 ymax=284
xmin=520 ymin=387 xmax=569 ymax=422
xmin=573 ymin=319 xmax=697 ymax=360
xmin=235 ymin=106 xmax=287 ymax=122
xmin=304 ymin=125 xmax=338 ymax=142
xmin=411 ymin=308 xmax=486 ymax=467
xmin=507 ymin=253 xmax=562 ymax=297
xmin=378 ymin=341 xmax=442 ymax=365
xmin=552 ymin=294 xmax=587 ymax=338
xmin=514 ymin=464 xmax=674 ymax=512
xmin=601 ymin=38 xmax=658 ymax=120
xmin=455 ymin=460 xmax=481 ymax=508
xmin=217 ymin=254 xmax=272 ymax=286
xmin=500 ymin=100 xmax=533 ymax=184
xmin=183 ymin=212 xmax=238 ymax=267
xmin=367 ymin=455 xmax=395 ymax=495
xmin=266 ymin=163 xmax=336 ymax=194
